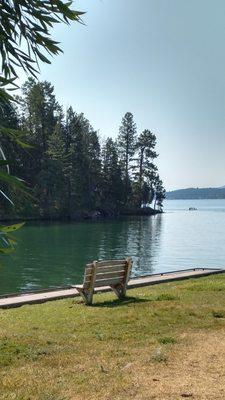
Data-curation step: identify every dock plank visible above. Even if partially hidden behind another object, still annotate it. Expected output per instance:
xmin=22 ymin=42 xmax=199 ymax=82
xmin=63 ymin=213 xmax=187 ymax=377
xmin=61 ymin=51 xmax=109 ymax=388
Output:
xmin=0 ymin=268 xmax=224 ymax=309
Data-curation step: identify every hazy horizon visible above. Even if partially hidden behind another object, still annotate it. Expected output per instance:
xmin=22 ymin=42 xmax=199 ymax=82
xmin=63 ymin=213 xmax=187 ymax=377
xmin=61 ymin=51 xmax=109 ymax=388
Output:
xmin=18 ymin=0 xmax=225 ymax=191
xmin=167 ymin=184 xmax=225 ymax=192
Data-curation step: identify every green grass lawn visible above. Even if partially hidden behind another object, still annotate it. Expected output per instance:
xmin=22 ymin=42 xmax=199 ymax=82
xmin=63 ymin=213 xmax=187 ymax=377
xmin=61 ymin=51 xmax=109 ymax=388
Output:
xmin=1 ymin=274 xmax=225 ymax=399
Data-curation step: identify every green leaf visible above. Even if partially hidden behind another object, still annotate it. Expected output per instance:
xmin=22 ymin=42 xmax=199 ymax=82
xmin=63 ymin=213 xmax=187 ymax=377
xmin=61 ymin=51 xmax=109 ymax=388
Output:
xmin=35 ymin=49 xmax=51 ymax=64
xmin=0 ymin=222 xmax=25 ymax=233
xmin=0 ymin=247 xmax=14 ymax=254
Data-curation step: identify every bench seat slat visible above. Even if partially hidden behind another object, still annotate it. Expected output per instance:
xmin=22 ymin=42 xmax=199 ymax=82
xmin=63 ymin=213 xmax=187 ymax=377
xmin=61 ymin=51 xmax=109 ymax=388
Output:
xmin=85 ymin=264 xmax=126 ymax=275
xmin=96 ymin=271 xmax=125 ymax=280
xmin=85 ymin=266 xmax=125 ymax=278
xmin=84 ymin=270 xmax=125 ymax=283
xmin=97 ymin=260 xmax=127 ymax=267
xmin=97 ymin=264 xmax=126 ymax=274
xmin=86 ymin=260 xmax=126 ymax=269
xmin=94 ymin=277 xmax=125 ymax=287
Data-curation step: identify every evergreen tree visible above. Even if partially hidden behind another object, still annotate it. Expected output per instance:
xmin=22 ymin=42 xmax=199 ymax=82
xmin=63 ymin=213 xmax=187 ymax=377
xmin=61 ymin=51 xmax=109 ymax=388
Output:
xmin=18 ymin=78 xmax=62 ymax=187
xmin=63 ymin=107 xmax=77 ymax=215
xmin=63 ymin=110 xmax=102 ymax=216
xmin=101 ymin=138 xmax=124 ymax=213
xmin=86 ymin=130 xmax=102 ymax=210
xmin=153 ymin=175 xmax=166 ymax=211
xmin=117 ymin=112 xmax=137 ymax=204
xmin=37 ymin=120 xmax=67 ymax=218
xmin=132 ymin=129 xmax=158 ymax=207
xmin=21 ymin=78 xmax=61 ymax=152
xmin=69 ymin=113 xmax=92 ymax=214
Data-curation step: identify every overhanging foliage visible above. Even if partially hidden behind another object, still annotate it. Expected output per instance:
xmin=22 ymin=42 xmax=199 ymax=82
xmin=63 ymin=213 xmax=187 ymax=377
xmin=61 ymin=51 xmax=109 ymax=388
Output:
xmin=0 ymin=0 xmax=83 ymax=79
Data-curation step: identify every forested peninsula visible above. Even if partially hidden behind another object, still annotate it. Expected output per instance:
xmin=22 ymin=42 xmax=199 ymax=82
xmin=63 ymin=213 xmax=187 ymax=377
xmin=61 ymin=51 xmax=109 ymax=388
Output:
xmin=0 ymin=79 xmax=165 ymax=221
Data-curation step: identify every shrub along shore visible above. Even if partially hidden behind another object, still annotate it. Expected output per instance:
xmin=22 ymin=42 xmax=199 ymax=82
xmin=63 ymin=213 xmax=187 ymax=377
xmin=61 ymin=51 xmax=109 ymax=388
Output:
xmin=0 ymin=206 xmax=162 ymax=222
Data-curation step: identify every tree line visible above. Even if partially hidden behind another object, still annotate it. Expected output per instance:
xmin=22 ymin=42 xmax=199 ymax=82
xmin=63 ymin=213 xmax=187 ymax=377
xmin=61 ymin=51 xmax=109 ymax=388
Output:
xmin=0 ymin=78 xmax=165 ymax=220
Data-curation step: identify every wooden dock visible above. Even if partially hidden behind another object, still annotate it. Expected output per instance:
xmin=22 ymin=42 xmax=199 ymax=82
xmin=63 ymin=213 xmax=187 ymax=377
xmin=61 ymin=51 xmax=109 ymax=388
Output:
xmin=0 ymin=267 xmax=223 ymax=309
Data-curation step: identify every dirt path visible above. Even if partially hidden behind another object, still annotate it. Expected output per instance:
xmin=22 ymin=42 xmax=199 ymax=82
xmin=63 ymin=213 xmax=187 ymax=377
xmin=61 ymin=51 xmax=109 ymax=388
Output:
xmin=132 ymin=330 xmax=225 ymax=400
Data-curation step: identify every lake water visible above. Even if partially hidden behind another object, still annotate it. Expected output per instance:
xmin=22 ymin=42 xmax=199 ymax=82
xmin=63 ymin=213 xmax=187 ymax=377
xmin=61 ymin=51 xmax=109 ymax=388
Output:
xmin=1 ymin=199 xmax=225 ymax=295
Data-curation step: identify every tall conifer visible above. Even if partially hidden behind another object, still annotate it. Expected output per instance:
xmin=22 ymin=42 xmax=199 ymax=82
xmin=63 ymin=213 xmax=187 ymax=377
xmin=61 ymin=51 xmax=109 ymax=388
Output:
xmin=117 ymin=112 xmax=137 ymax=204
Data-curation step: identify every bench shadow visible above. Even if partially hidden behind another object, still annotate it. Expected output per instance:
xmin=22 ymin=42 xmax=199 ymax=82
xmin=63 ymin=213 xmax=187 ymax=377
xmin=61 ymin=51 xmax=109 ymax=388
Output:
xmin=91 ymin=296 xmax=149 ymax=308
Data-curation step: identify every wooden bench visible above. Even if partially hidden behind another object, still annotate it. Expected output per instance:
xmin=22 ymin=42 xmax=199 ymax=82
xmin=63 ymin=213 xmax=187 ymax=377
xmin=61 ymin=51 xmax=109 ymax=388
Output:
xmin=75 ymin=258 xmax=133 ymax=305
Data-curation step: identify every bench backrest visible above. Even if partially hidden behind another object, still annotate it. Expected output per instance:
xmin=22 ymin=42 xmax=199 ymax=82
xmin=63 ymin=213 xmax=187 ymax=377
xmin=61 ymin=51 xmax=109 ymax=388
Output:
xmin=83 ymin=258 xmax=132 ymax=289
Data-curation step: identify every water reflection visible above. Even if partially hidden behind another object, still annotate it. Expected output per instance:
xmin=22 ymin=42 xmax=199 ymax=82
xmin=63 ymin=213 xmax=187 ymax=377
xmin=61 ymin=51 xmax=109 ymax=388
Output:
xmin=131 ymin=215 xmax=163 ymax=276
xmin=98 ymin=215 xmax=163 ymax=276
xmin=0 ymin=216 xmax=163 ymax=295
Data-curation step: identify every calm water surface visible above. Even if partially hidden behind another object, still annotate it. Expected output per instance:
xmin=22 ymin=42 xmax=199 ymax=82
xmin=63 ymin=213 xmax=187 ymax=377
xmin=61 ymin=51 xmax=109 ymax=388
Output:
xmin=1 ymin=199 xmax=225 ymax=295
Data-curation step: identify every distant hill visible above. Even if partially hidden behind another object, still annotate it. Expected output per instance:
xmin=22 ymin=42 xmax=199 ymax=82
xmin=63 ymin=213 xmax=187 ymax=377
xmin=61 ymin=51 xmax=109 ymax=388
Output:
xmin=166 ymin=187 xmax=225 ymax=200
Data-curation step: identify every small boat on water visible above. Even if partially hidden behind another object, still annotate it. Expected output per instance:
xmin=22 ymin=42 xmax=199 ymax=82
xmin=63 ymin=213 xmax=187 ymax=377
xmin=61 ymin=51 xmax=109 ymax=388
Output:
xmin=188 ymin=207 xmax=197 ymax=211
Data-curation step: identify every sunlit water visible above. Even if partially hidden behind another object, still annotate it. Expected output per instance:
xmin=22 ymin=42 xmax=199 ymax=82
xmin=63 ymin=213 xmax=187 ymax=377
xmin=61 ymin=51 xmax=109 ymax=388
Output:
xmin=1 ymin=199 xmax=225 ymax=295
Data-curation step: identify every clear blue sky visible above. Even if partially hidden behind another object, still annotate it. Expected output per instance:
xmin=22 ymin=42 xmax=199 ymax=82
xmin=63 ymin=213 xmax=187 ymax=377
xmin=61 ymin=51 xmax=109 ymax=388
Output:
xmin=19 ymin=0 xmax=225 ymax=190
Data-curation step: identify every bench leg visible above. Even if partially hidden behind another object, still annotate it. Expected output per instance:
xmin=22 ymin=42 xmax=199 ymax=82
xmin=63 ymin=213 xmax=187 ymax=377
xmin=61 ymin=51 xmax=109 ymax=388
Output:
xmin=110 ymin=283 xmax=126 ymax=300
xmin=76 ymin=287 xmax=94 ymax=305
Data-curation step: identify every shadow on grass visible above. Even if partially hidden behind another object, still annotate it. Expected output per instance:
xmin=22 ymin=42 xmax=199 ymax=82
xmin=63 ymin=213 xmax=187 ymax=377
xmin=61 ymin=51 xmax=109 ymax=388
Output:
xmin=91 ymin=296 xmax=149 ymax=308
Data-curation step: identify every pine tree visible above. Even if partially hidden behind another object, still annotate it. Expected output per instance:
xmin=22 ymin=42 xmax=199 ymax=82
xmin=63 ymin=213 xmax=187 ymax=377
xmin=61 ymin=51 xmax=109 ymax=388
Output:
xmin=101 ymin=138 xmax=124 ymax=213
xmin=41 ymin=120 xmax=67 ymax=217
xmin=64 ymin=110 xmax=102 ymax=216
xmin=153 ymin=175 xmax=166 ymax=211
xmin=117 ymin=112 xmax=137 ymax=204
xmin=21 ymin=78 xmax=61 ymax=151
xmin=19 ymin=79 xmax=61 ymax=185
xmin=86 ymin=130 xmax=102 ymax=210
xmin=15 ymin=79 xmax=64 ymax=217
xmin=132 ymin=129 xmax=158 ymax=207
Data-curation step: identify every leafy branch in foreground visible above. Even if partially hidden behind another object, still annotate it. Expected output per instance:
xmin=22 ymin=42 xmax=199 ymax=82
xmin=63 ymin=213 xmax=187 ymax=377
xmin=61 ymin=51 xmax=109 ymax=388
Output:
xmin=0 ymin=222 xmax=25 ymax=254
xmin=0 ymin=0 xmax=84 ymax=79
xmin=0 ymin=0 xmax=84 ymax=192
xmin=0 ymin=0 xmax=84 ymax=201
xmin=0 ymin=158 xmax=28 ymax=253
xmin=0 ymin=93 xmax=32 ymax=205
xmin=0 ymin=82 xmax=32 ymax=254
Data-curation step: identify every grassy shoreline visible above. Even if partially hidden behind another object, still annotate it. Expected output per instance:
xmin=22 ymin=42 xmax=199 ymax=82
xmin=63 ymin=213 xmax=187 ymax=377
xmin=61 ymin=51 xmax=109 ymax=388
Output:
xmin=1 ymin=274 xmax=225 ymax=399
